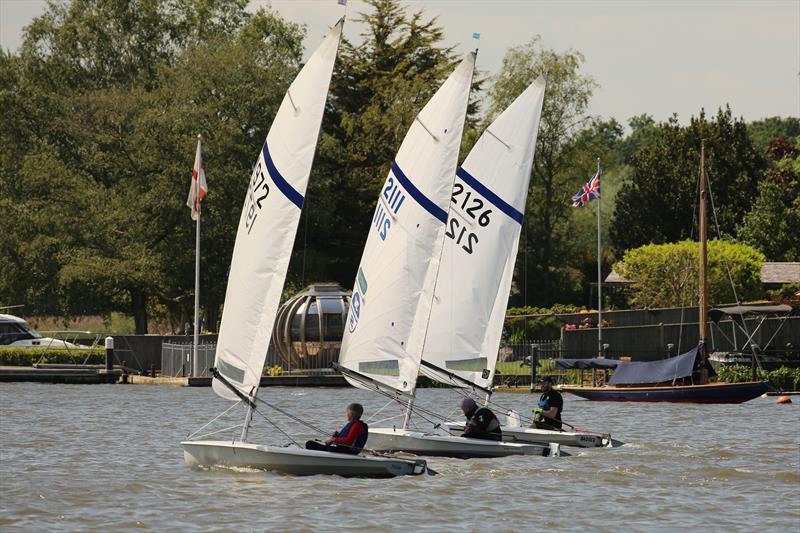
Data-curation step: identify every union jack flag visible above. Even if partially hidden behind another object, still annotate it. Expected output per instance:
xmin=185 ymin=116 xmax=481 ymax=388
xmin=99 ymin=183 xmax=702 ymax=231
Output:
xmin=571 ymin=170 xmax=601 ymax=208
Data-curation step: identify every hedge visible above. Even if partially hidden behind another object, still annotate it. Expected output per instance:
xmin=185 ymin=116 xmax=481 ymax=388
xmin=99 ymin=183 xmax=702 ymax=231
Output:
xmin=0 ymin=348 xmax=105 ymax=367
xmin=715 ymin=364 xmax=800 ymax=392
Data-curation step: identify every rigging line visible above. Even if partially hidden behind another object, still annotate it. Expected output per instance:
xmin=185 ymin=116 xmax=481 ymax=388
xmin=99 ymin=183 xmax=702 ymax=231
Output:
xmin=678 ymin=164 xmax=703 ymax=354
xmin=301 ymin=196 xmax=309 ymax=286
xmin=186 ymin=400 xmax=243 ymax=440
xmin=253 ymin=407 xmax=302 ymax=447
xmin=409 ymin=54 xmax=481 ymax=428
xmin=367 ymin=414 xmax=405 ymax=426
xmin=341 ymin=368 xmax=451 ymax=429
xmin=442 ymin=386 xmax=534 ymax=425
xmin=194 ymin=424 xmax=247 ymax=441
xmin=254 ymin=396 xmax=329 ymax=437
xmin=404 ymin=401 xmax=449 ymax=430
xmin=365 ymin=398 xmax=396 ymax=423
xmin=705 ymin=168 xmax=740 ymax=306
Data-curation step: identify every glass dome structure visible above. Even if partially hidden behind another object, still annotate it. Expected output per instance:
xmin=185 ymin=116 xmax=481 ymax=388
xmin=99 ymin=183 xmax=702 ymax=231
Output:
xmin=272 ymin=283 xmax=351 ymax=370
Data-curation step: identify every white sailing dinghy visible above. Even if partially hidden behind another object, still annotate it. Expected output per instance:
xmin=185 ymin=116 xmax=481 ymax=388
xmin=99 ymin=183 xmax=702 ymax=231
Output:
xmin=181 ymin=20 xmax=428 ymax=478
xmin=335 ymin=53 xmax=556 ymax=459
xmin=416 ymin=77 xmax=615 ymax=448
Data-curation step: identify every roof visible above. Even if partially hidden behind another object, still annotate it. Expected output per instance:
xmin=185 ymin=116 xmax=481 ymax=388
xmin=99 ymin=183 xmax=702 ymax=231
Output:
xmin=605 ymin=262 xmax=800 ymax=286
xmin=760 ymin=262 xmax=800 ymax=285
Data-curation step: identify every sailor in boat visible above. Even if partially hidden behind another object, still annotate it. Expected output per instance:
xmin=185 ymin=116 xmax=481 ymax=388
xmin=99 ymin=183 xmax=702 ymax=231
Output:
xmin=532 ymin=376 xmax=563 ymax=430
xmin=305 ymin=403 xmax=369 ymax=455
xmin=459 ymin=398 xmax=502 ymax=441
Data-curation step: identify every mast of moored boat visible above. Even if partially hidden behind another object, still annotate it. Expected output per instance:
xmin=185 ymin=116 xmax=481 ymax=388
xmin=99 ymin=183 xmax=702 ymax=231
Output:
xmin=699 ymin=140 xmax=709 ymax=384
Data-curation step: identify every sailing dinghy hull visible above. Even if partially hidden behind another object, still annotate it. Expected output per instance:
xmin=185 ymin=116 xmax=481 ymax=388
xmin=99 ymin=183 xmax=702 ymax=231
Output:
xmin=182 ymin=440 xmax=428 ymax=478
xmin=442 ymin=422 xmax=618 ymax=448
xmin=365 ymin=427 xmax=566 ymax=459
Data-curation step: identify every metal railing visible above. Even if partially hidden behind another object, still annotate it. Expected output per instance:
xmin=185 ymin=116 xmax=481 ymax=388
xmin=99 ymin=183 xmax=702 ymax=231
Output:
xmin=161 ymin=342 xmax=216 ymax=377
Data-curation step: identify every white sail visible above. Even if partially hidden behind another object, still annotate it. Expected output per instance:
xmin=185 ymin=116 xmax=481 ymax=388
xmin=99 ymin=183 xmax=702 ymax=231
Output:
xmin=421 ymin=76 xmax=546 ymax=390
xmin=212 ymin=20 xmax=343 ymax=401
xmin=338 ymin=53 xmax=476 ymax=396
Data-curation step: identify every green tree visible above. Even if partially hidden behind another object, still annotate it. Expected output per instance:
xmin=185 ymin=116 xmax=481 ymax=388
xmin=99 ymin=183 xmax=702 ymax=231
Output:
xmin=613 ymin=239 xmax=765 ymax=308
xmin=738 ymin=138 xmax=800 ymax=261
xmin=487 ymin=36 xmax=598 ymax=306
xmin=611 ymin=107 xmax=766 ymax=252
xmin=747 ymin=117 xmax=800 ymax=155
xmin=19 ymin=0 xmax=248 ymax=90
xmin=618 ymin=114 xmax=659 ymax=165
xmin=308 ymin=0 xmax=476 ymax=284
xmin=0 ymin=1 xmax=304 ymax=332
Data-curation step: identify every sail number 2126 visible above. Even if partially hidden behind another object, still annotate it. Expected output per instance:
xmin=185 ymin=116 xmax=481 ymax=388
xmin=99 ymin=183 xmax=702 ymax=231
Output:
xmin=446 ymin=182 xmax=491 ymax=254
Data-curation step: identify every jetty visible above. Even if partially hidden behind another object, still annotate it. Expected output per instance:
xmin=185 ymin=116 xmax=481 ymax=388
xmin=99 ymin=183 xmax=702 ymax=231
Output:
xmin=0 ymin=365 xmax=121 ymax=384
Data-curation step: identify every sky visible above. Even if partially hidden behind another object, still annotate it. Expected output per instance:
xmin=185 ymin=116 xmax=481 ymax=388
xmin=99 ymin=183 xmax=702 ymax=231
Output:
xmin=1 ymin=0 xmax=798 ymax=125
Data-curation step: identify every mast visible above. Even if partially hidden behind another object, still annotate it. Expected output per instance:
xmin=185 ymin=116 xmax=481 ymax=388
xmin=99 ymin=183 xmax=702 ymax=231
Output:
xmin=596 ymin=157 xmax=602 ymax=358
xmin=193 ymin=135 xmax=202 ymax=378
xmin=403 ymin=43 xmax=480 ymax=430
xmin=211 ymin=20 xmax=343 ymax=404
xmin=699 ymin=141 xmax=708 ymax=383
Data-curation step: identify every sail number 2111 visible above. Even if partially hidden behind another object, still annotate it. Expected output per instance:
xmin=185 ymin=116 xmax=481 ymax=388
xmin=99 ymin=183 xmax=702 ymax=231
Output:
xmin=446 ymin=182 xmax=491 ymax=254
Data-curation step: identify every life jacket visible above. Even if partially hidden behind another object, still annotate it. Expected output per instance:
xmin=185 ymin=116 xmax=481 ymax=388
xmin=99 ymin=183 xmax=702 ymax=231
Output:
xmin=354 ymin=420 xmax=369 ymax=450
xmin=338 ymin=419 xmax=369 ymax=450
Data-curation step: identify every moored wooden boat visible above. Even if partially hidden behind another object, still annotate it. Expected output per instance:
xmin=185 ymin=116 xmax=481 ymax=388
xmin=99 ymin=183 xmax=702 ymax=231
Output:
xmin=560 ymin=380 xmax=768 ymax=403
xmin=559 ymin=143 xmax=770 ymax=405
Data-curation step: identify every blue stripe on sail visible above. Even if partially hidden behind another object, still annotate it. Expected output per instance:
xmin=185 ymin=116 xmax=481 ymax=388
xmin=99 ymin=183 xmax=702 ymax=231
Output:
xmin=391 ymin=161 xmax=447 ymax=224
xmin=262 ymin=143 xmax=304 ymax=209
xmin=456 ymin=167 xmax=524 ymax=225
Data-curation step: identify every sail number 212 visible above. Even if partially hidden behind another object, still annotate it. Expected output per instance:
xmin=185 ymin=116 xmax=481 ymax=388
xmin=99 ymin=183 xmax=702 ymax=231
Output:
xmin=446 ymin=182 xmax=491 ymax=254
xmin=245 ymin=160 xmax=270 ymax=234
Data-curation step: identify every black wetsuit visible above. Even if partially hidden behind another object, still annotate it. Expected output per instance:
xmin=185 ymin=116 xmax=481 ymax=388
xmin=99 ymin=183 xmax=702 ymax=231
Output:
xmin=534 ymin=389 xmax=563 ymax=430
xmin=461 ymin=406 xmax=502 ymax=441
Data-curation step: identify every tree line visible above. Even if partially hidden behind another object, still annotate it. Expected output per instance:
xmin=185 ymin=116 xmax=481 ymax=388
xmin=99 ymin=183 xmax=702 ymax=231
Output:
xmin=1 ymin=0 xmax=797 ymax=333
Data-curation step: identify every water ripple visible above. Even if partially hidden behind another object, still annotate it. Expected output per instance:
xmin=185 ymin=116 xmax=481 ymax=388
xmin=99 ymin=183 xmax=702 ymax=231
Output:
xmin=1 ymin=384 xmax=798 ymax=531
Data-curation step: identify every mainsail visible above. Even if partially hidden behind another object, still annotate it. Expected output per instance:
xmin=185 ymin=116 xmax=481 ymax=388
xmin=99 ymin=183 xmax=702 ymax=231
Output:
xmin=420 ymin=77 xmax=546 ymax=391
xmin=338 ymin=53 xmax=476 ymax=397
xmin=212 ymin=20 xmax=343 ymax=401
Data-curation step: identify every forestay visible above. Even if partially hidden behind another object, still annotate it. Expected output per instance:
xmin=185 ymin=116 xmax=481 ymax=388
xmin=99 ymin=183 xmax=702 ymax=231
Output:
xmin=420 ymin=77 xmax=546 ymax=390
xmin=212 ymin=20 xmax=343 ymax=401
xmin=338 ymin=53 xmax=476 ymax=396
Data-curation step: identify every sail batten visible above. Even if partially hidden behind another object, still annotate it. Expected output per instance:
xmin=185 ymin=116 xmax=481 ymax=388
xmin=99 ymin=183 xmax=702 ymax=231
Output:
xmin=421 ymin=77 xmax=547 ymax=390
xmin=338 ymin=53 xmax=477 ymax=395
xmin=211 ymin=20 xmax=343 ymax=401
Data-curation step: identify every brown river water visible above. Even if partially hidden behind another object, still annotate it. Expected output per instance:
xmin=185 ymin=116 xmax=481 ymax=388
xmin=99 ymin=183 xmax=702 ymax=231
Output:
xmin=1 ymin=383 xmax=798 ymax=532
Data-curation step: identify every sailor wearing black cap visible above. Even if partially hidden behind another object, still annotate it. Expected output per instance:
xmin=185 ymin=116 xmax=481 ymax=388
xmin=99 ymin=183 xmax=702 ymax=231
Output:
xmin=532 ymin=376 xmax=563 ymax=430
xmin=459 ymin=397 xmax=502 ymax=441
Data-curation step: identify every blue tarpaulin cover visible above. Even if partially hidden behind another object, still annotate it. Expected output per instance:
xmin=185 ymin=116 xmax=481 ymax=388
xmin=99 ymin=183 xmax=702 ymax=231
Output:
xmin=608 ymin=345 xmax=705 ymax=385
xmin=555 ymin=358 xmax=620 ymax=370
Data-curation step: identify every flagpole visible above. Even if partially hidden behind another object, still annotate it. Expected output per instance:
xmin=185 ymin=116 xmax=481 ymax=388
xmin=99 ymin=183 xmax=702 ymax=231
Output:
xmin=193 ymin=134 xmax=202 ymax=377
xmin=596 ymin=157 xmax=602 ymax=358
